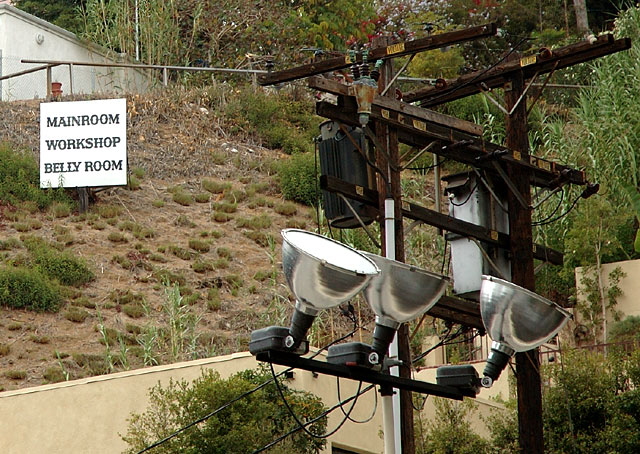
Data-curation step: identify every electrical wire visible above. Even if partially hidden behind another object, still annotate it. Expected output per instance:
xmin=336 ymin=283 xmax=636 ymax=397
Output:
xmin=269 ymin=362 xmax=363 ymax=439
xmin=419 ymin=36 xmax=531 ymax=107
xmin=449 ymin=180 xmax=479 ymax=207
xmin=136 ymin=323 xmax=362 ymax=453
xmin=251 ymin=383 xmax=376 ymax=454
xmin=336 ymin=376 xmax=378 ymax=423
xmin=532 ymin=191 xmax=582 ymax=226
xmin=531 ymin=189 xmax=565 ymax=225
xmin=405 ymin=157 xmax=449 ymax=172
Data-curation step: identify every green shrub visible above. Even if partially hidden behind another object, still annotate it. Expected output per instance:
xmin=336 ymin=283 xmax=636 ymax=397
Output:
xmin=43 ymin=367 xmax=67 ymax=383
xmin=122 ymin=368 xmax=327 ymax=453
xmin=0 ymin=144 xmax=73 ymax=209
xmin=0 ymin=343 xmax=10 ymax=356
xmin=226 ymin=89 xmax=316 ymax=154
xmin=152 ymin=199 xmax=165 ymax=208
xmin=23 ymin=239 xmax=95 ymax=287
xmin=277 ymin=152 xmax=319 ymax=206
xmin=0 ymin=266 xmax=62 ymax=311
xmin=174 ymin=215 xmax=196 ymax=228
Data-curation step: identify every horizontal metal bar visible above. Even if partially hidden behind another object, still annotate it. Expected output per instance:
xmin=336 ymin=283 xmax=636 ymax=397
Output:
xmin=255 ymin=350 xmax=472 ymax=399
xmin=21 ymin=59 xmax=267 ymax=74
xmin=0 ymin=63 xmax=56 ymax=81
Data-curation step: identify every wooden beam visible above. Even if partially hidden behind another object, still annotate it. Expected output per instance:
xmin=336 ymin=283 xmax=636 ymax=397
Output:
xmin=320 ymin=175 xmax=563 ymax=265
xmin=428 ymin=296 xmax=483 ymax=330
xmin=316 ymin=101 xmax=586 ymax=188
xmin=309 ymin=76 xmax=482 ymax=135
xmin=403 ymin=36 xmax=631 ymax=105
xmin=258 ymin=24 xmax=497 ymax=86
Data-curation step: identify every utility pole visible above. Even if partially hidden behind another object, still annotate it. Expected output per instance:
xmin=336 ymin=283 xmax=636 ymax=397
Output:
xmin=503 ymin=54 xmax=544 ymax=453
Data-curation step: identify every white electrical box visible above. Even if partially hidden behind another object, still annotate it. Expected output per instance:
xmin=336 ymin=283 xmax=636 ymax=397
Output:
xmin=444 ymin=172 xmax=511 ymax=300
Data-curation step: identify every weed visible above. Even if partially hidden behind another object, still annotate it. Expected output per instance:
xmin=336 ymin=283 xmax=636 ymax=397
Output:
xmin=212 ymin=212 xmax=232 ymax=223
xmin=108 ymin=231 xmax=129 ymax=243
xmin=72 ymin=297 xmax=97 ymax=309
xmin=0 ymin=343 xmax=10 ymax=356
xmin=223 ymin=188 xmax=247 ymax=204
xmin=169 ymin=245 xmax=196 ymax=261
xmin=43 ymin=366 xmax=67 ymax=383
xmin=274 ymin=201 xmax=298 ymax=216
xmin=213 ymin=258 xmax=229 ymax=269
xmin=188 ymin=238 xmax=210 ymax=253
xmin=0 ymin=237 xmax=21 ymax=250
xmin=153 ymin=268 xmax=187 ymax=286
xmin=192 ymin=260 xmax=214 ymax=273
xmin=97 ymin=204 xmax=122 ymax=219
xmin=285 ymin=218 xmax=307 ymax=229
xmin=194 ymin=193 xmax=210 ymax=203
xmin=110 ymin=289 xmax=145 ymax=305
xmin=12 ymin=222 xmax=30 ymax=232
xmin=206 ymin=288 xmax=221 ymax=311
xmin=172 ymin=190 xmax=194 ymax=206
xmin=24 ymin=239 xmax=95 ymax=286
xmin=212 ymin=202 xmax=237 ymax=213
xmin=113 ymin=254 xmax=133 ymax=269
xmin=174 ymin=215 xmax=196 ymax=228
xmin=64 ymin=306 xmax=90 ymax=323
xmin=7 ymin=322 xmax=22 ymax=331
xmin=149 ymin=253 xmax=168 ymax=263
xmin=216 ymin=247 xmax=232 ymax=259
xmin=236 ymin=214 xmax=272 ymax=230
xmin=50 ymin=202 xmax=72 ymax=218
xmin=4 ymin=370 xmax=27 ymax=380
xmin=30 ymin=334 xmax=50 ymax=344
xmin=122 ymin=303 xmax=146 ymax=318
xmin=152 ymin=198 xmax=165 ymax=208
xmin=225 ymin=274 xmax=244 ymax=296
xmin=210 ymin=230 xmax=223 ymax=239
xmin=243 ymin=231 xmax=274 ymax=247
xmin=202 ymin=179 xmax=231 ymax=194
xmin=163 ymin=283 xmax=201 ymax=361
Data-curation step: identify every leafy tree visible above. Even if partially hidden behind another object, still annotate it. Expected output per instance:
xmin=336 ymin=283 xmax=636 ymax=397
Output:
xmin=415 ymin=397 xmax=491 ymax=454
xmin=14 ymin=0 xmax=86 ymax=34
xmin=543 ymin=350 xmax=640 ymax=453
xmin=122 ymin=367 xmax=327 ymax=453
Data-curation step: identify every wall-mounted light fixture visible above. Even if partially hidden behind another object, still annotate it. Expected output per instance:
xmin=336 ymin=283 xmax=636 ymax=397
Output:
xmin=479 ymin=275 xmax=571 ymax=387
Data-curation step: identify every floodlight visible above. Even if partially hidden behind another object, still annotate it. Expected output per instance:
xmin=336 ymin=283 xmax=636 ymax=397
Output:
xmin=327 ymin=254 xmax=448 ymax=368
xmin=479 ymin=275 xmax=571 ymax=387
xmin=249 ymin=229 xmax=379 ymax=356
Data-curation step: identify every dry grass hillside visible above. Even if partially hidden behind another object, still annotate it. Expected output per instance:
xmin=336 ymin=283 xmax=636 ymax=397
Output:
xmin=0 ymin=89 xmax=368 ymax=392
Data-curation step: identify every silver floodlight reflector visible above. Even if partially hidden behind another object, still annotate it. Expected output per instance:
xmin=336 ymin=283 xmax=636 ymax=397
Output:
xmin=479 ymin=275 xmax=572 ymax=387
xmin=249 ymin=229 xmax=379 ymax=356
xmin=327 ymin=253 xmax=448 ymax=368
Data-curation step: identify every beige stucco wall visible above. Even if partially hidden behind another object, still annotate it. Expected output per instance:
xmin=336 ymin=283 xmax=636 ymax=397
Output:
xmin=575 ymin=258 xmax=640 ymax=325
xmin=0 ymin=351 xmax=384 ymax=454
xmin=0 ymin=5 xmax=150 ymax=101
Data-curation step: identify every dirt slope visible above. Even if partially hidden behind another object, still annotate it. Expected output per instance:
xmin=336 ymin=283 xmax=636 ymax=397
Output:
xmin=0 ymin=92 xmax=355 ymax=391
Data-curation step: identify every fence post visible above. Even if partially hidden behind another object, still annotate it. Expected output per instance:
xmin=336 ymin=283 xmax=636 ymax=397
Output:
xmin=163 ymin=67 xmax=168 ymax=86
xmin=68 ymin=64 xmax=74 ymax=95
xmin=46 ymin=65 xmax=52 ymax=99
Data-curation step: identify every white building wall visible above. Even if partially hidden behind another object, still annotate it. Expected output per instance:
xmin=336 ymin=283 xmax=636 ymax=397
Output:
xmin=0 ymin=5 xmax=151 ymax=101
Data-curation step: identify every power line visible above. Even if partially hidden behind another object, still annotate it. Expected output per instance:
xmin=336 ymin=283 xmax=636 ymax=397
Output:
xmin=251 ymin=383 xmax=377 ymax=454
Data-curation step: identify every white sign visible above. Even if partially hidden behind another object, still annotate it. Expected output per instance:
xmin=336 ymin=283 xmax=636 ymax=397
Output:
xmin=40 ymin=98 xmax=127 ymax=188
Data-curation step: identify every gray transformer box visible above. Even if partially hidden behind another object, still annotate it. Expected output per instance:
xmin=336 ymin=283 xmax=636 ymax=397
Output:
xmin=443 ymin=172 xmax=511 ymax=300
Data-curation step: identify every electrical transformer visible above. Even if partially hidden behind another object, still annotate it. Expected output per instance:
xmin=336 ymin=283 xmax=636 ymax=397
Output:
xmin=443 ymin=172 xmax=511 ymax=300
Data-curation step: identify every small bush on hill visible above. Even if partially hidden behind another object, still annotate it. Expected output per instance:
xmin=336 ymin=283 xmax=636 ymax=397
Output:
xmin=22 ymin=237 xmax=95 ymax=287
xmin=0 ymin=144 xmax=73 ymax=209
xmin=0 ymin=266 xmax=63 ymax=312
xmin=277 ymin=152 xmax=319 ymax=206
